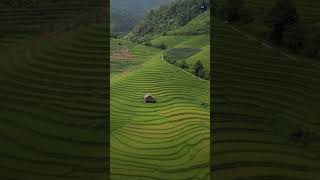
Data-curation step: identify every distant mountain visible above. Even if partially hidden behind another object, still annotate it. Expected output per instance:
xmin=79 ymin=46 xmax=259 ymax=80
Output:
xmin=111 ymin=0 xmax=173 ymax=33
xmin=111 ymin=0 xmax=172 ymax=12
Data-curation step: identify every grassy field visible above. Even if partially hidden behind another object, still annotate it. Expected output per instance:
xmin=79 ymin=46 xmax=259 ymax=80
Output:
xmin=110 ymin=13 xmax=210 ymax=178
xmin=212 ymin=16 xmax=320 ymax=179
xmin=0 ymin=3 xmax=108 ymax=180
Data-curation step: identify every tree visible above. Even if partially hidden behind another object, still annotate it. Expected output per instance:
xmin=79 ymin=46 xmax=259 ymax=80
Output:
xmin=193 ymin=60 xmax=205 ymax=78
xmin=265 ymin=0 xmax=299 ymax=44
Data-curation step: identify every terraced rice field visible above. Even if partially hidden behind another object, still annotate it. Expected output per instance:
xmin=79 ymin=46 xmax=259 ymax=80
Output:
xmin=212 ymin=18 xmax=320 ymax=180
xmin=151 ymin=34 xmax=210 ymax=74
xmin=110 ymin=38 xmax=210 ymax=179
xmin=165 ymin=48 xmax=201 ymax=59
xmin=0 ymin=4 xmax=108 ymax=180
xmin=0 ymin=1 xmax=104 ymax=49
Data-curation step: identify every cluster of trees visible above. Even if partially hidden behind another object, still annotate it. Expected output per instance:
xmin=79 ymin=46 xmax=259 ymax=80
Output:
xmin=163 ymin=53 xmax=189 ymax=69
xmin=127 ymin=0 xmax=210 ymax=42
xmin=144 ymin=42 xmax=168 ymax=50
xmin=214 ymin=0 xmax=320 ymax=58
xmin=163 ymin=53 xmax=209 ymax=79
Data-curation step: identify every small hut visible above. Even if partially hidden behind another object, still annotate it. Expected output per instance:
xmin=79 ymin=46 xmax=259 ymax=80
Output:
xmin=144 ymin=94 xmax=156 ymax=103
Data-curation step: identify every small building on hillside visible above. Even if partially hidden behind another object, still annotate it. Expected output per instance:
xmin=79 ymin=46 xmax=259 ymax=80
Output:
xmin=144 ymin=94 xmax=156 ymax=103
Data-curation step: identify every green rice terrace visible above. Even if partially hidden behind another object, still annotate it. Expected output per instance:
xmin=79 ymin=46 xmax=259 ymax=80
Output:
xmin=0 ymin=1 xmax=108 ymax=179
xmin=212 ymin=8 xmax=320 ymax=180
xmin=110 ymin=3 xmax=210 ymax=179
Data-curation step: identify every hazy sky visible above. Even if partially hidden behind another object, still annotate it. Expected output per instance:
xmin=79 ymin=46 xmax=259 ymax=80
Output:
xmin=111 ymin=0 xmax=172 ymax=13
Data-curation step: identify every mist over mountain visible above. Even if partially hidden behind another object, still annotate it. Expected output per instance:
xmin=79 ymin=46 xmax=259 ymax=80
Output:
xmin=111 ymin=0 xmax=173 ymax=33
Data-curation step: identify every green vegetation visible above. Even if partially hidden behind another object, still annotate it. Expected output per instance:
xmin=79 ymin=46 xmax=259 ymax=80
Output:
xmin=163 ymin=48 xmax=202 ymax=70
xmin=0 ymin=2 xmax=108 ymax=180
xmin=150 ymin=22 xmax=210 ymax=78
xmin=164 ymin=48 xmax=201 ymax=59
xmin=110 ymin=0 xmax=173 ymax=34
xmin=214 ymin=0 xmax=320 ymax=58
xmin=111 ymin=0 xmax=210 ymax=179
xmin=168 ymin=11 xmax=210 ymax=35
xmin=127 ymin=0 xmax=210 ymax=42
xmin=212 ymin=7 xmax=320 ymax=179
xmin=110 ymin=38 xmax=210 ymax=179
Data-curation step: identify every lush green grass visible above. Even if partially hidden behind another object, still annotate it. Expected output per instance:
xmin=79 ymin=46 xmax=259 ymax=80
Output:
xmin=0 ymin=5 xmax=108 ymax=180
xmin=168 ymin=11 xmax=210 ymax=36
xmin=144 ymin=12 xmax=210 ymax=76
xmin=151 ymin=34 xmax=210 ymax=75
xmin=212 ymin=17 xmax=320 ymax=179
xmin=111 ymin=18 xmax=210 ymax=178
xmin=110 ymin=38 xmax=162 ymax=78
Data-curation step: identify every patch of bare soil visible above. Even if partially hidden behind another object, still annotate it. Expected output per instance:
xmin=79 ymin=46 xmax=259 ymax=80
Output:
xmin=111 ymin=47 xmax=132 ymax=61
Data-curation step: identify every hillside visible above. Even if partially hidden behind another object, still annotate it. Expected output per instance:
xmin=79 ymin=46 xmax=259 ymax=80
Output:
xmin=214 ymin=0 xmax=320 ymax=59
xmin=110 ymin=39 xmax=210 ymax=180
xmin=110 ymin=9 xmax=138 ymax=34
xmin=212 ymin=7 xmax=320 ymax=180
xmin=110 ymin=0 xmax=210 ymax=179
xmin=0 ymin=2 xmax=108 ymax=180
xmin=127 ymin=0 xmax=210 ymax=42
xmin=151 ymin=10 xmax=210 ymax=78
xmin=0 ymin=1 xmax=105 ymax=50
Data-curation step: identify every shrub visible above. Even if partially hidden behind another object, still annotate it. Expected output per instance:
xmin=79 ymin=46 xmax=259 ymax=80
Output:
xmin=167 ymin=58 xmax=176 ymax=64
xmin=158 ymin=42 xmax=168 ymax=50
xmin=200 ymin=102 xmax=209 ymax=109
xmin=193 ymin=60 xmax=205 ymax=78
xmin=153 ymin=42 xmax=168 ymax=50
xmin=144 ymin=41 xmax=152 ymax=46
xmin=176 ymin=60 xmax=189 ymax=69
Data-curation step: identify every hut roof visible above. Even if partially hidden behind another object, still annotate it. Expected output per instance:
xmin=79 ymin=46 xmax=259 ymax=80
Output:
xmin=144 ymin=93 xmax=153 ymax=99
